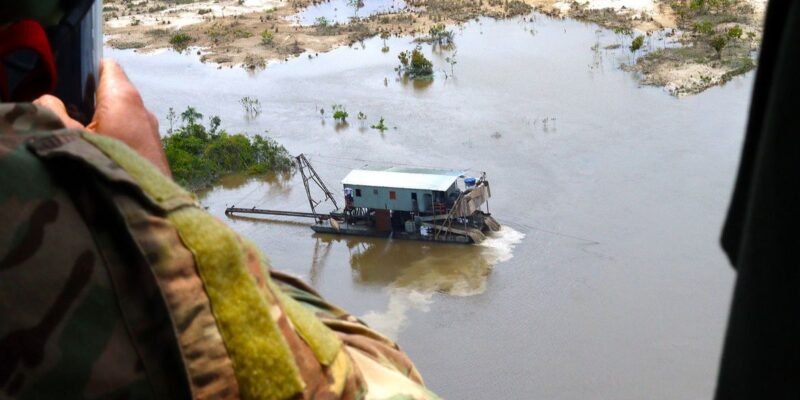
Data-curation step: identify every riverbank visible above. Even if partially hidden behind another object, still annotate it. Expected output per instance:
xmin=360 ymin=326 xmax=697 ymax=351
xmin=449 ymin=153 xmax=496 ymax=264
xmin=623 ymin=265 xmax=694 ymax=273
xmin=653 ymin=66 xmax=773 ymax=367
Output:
xmin=103 ymin=0 xmax=765 ymax=94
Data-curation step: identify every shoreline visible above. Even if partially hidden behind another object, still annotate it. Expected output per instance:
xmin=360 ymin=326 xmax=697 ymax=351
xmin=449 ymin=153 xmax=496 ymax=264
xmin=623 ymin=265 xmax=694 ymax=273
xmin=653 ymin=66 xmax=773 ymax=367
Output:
xmin=103 ymin=0 xmax=766 ymax=95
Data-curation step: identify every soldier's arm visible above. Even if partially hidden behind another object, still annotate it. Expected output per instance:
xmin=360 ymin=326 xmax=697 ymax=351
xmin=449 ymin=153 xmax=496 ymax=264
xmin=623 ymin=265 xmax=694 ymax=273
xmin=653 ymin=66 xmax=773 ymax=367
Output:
xmin=34 ymin=59 xmax=170 ymax=176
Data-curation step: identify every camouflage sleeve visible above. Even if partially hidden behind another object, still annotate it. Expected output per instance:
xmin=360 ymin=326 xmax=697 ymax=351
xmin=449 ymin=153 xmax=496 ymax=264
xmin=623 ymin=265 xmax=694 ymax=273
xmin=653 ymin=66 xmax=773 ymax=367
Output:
xmin=0 ymin=103 xmax=188 ymax=399
xmin=0 ymin=103 xmax=440 ymax=400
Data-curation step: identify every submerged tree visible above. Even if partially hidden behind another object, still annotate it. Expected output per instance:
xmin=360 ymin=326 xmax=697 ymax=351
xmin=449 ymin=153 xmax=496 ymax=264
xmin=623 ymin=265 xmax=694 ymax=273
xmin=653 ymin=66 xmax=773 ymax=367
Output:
xmin=397 ymin=46 xmax=434 ymax=80
xmin=332 ymin=104 xmax=349 ymax=122
xmin=428 ymin=24 xmax=454 ymax=46
xmin=380 ymin=31 xmax=390 ymax=53
xmin=445 ymin=50 xmax=458 ymax=78
xmin=629 ymin=35 xmax=644 ymax=53
xmin=240 ymin=96 xmax=262 ymax=120
xmin=371 ymin=117 xmax=388 ymax=132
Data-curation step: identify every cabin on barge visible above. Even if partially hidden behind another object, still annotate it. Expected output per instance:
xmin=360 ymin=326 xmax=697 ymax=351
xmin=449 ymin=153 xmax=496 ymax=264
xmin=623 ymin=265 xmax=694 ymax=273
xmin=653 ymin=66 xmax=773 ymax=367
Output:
xmin=312 ymin=166 xmax=500 ymax=244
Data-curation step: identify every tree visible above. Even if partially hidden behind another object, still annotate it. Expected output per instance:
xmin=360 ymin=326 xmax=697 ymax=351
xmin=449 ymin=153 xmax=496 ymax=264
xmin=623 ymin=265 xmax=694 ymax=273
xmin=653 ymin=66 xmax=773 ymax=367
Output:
xmin=629 ymin=35 xmax=644 ymax=53
xmin=181 ymin=106 xmax=203 ymax=126
xmin=209 ymin=116 xmax=221 ymax=136
xmin=397 ymin=46 xmax=434 ymax=79
xmin=727 ymin=25 xmax=743 ymax=41
xmin=380 ymin=31 xmax=390 ymax=53
xmin=709 ymin=35 xmax=728 ymax=59
xmin=428 ymin=24 xmax=454 ymax=45
xmin=398 ymin=51 xmax=409 ymax=67
xmin=347 ymin=0 xmax=364 ymax=17
xmin=693 ymin=20 xmax=714 ymax=36
xmin=166 ymin=107 xmax=177 ymax=134
xmin=445 ymin=50 xmax=458 ymax=77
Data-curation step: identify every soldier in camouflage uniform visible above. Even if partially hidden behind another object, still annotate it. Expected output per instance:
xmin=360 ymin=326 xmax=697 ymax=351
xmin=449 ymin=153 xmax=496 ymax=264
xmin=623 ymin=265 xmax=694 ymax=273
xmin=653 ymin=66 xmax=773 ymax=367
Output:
xmin=0 ymin=4 xmax=440 ymax=399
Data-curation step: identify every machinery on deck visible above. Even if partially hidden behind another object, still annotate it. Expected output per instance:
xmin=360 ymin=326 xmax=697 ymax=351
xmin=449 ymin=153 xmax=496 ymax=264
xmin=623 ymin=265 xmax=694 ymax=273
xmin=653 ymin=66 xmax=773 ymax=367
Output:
xmin=225 ymin=154 xmax=500 ymax=244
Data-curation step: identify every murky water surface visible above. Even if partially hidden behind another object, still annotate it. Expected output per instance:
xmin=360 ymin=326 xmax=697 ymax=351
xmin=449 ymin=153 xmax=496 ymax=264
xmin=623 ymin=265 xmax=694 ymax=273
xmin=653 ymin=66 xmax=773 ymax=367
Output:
xmin=289 ymin=0 xmax=408 ymax=26
xmin=111 ymin=13 xmax=752 ymax=399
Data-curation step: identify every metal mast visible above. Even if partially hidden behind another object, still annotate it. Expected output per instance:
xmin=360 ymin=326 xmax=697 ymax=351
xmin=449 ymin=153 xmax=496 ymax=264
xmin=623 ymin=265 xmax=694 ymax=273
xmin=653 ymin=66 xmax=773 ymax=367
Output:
xmin=295 ymin=154 xmax=339 ymax=222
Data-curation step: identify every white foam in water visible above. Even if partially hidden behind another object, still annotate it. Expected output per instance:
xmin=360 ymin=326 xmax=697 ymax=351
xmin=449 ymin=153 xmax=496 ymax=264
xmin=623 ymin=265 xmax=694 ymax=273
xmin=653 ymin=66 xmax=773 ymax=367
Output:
xmin=479 ymin=225 xmax=526 ymax=264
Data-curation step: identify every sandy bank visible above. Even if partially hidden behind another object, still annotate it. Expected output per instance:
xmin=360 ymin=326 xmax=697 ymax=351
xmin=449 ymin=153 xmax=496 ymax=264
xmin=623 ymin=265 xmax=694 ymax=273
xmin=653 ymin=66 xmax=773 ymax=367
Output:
xmin=103 ymin=0 xmax=766 ymax=95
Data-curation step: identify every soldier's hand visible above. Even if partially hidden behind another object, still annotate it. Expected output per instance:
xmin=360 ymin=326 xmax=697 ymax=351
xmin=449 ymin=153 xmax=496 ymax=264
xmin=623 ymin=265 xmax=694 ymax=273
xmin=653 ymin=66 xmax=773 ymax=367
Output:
xmin=33 ymin=60 xmax=171 ymax=177
xmin=32 ymin=94 xmax=84 ymax=130
xmin=87 ymin=59 xmax=170 ymax=176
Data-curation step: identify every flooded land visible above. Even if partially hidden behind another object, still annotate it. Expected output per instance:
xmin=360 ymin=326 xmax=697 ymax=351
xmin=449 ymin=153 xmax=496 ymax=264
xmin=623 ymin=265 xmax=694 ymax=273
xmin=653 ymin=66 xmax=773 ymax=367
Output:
xmin=104 ymin=0 xmax=765 ymax=95
xmin=111 ymin=10 xmax=754 ymax=398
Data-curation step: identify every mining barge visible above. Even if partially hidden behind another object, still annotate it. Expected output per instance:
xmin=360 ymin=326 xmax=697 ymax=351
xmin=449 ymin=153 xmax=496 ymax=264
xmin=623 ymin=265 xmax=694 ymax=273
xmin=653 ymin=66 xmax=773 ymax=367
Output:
xmin=225 ymin=155 xmax=500 ymax=244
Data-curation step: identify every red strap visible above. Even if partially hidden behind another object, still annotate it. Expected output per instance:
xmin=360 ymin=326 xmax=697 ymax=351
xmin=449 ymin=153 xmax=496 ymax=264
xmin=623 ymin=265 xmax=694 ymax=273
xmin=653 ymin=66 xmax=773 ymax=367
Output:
xmin=0 ymin=19 xmax=57 ymax=101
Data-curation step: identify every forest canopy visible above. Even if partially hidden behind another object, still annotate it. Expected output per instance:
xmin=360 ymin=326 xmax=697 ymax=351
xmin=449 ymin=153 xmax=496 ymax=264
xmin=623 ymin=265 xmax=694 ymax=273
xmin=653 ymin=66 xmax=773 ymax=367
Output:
xmin=163 ymin=106 xmax=293 ymax=190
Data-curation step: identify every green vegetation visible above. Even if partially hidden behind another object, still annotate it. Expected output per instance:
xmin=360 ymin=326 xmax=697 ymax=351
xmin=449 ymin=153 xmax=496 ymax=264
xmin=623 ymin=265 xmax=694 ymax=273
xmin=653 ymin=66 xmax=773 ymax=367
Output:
xmin=332 ymin=105 xmax=349 ymax=122
xmin=240 ymin=97 xmax=262 ymax=119
xmin=381 ymin=31 xmax=390 ymax=53
xmin=427 ymin=24 xmax=454 ymax=45
xmin=692 ymin=19 xmax=714 ymax=35
xmin=397 ymin=47 xmax=434 ymax=80
xmin=357 ymin=111 xmax=367 ymax=127
xmin=243 ymin=54 xmax=266 ymax=70
xmin=163 ymin=106 xmax=293 ymax=190
xmin=727 ymin=25 xmax=743 ymax=40
xmin=613 ymin=26 xmax=633 ymax=36
xmin=315 ymin=16 xmax=337 ymax=35
xmin=371 ymin=117 xmax=388 ymax=132
xmin=206 ymin=22 xmax=254 ymax=42
xmin=169 ymin=32 xmax=192 ymax=51
xmin=709 ymin=35 xmax=728 ymax=59
xmin=629 ymin=35 xmax=644 ymax=53
xmin=261 ymin=30 xmax=274 ymax=45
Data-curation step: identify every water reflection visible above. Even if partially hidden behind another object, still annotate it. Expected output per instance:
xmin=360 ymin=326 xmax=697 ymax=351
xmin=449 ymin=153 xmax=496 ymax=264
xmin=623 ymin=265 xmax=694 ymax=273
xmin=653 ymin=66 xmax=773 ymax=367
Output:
xmin=198 ymin=170 xmax=294 ymax=200
xmin=313 ymin=227 xmax=524 ymax=339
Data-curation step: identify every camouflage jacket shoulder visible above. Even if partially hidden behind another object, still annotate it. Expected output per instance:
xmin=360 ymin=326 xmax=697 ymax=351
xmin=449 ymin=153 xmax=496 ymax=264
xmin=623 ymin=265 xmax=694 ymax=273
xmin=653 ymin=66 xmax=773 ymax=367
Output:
xmin=0 ymin=103 xmax=439 ymax=400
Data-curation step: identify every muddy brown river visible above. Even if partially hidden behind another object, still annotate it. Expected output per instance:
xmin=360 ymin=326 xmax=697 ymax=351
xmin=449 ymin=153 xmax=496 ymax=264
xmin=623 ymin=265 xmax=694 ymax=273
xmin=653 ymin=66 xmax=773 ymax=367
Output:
xmin=110 ymin=13 xmax=754 ymax=399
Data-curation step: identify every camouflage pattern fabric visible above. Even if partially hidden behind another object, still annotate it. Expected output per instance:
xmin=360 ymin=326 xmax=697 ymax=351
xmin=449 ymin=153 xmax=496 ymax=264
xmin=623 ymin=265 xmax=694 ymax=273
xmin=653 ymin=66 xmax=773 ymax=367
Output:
xmin=0 ymin=103 xmax=440 ymax=400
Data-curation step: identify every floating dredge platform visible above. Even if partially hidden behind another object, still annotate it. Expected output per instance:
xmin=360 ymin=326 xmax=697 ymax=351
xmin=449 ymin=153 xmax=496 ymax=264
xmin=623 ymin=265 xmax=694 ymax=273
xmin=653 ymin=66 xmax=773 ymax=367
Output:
xmin=225 ymin=155 xmax=500 ymax=244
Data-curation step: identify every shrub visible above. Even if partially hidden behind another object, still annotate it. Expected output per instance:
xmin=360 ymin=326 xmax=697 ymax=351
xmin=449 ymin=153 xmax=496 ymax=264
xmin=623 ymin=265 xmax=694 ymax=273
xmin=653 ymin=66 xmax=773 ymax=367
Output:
xmin=727 ymin=25 xmax=743 ymax=40
xmin=692 ymin=19 xmax=714 ymax=35
xmin=629 ymin=35 xmax=644 ymax=53
xmin=332 ymin=104 xmax=348 ymax=122
xmin=261 ymin=30 xmax=274 ymax=45
xmin=397 ymin=47 xmax=433 ymax=79
xmin=371 ymin=117 xmax=388 ymax=132
xmin=169 ymin=32 xmax=192 ymax=51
